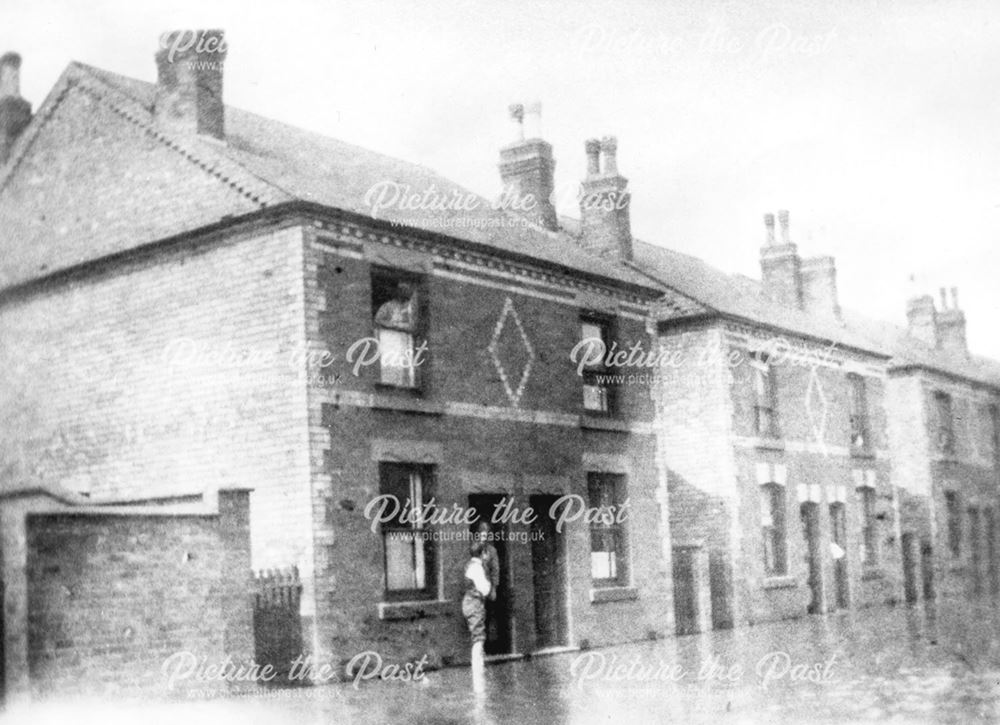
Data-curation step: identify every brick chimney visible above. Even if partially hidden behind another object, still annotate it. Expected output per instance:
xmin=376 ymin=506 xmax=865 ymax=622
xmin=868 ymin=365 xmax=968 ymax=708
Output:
xmin=498 ymin=102 xmax=558 ymax=230
xmin=579 ymin=136 xmax=632 ymax=261
xmin=0 ymin=52 xmax=32 ymax=164
xmin=800 ymin=255 xmax=840 ymax=318
xmin=936 ymin=286 xmax=967 ymax=355
xmin=154 ymin=30 xmax=228 ymax=140
xmin=760 ymin=210 xmax=802 ymax=308
xmin=906 ymin=294 xmax=937 ymax=347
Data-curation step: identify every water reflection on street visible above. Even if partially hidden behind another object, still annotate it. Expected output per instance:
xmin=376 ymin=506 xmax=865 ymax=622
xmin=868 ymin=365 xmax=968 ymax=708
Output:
xmin=12 ymin=598 xmax=1000 ymax=724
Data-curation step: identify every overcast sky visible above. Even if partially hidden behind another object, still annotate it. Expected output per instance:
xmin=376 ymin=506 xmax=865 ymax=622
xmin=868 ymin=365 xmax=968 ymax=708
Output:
xmin=5 ymin=0 xmax=1000 ymax=356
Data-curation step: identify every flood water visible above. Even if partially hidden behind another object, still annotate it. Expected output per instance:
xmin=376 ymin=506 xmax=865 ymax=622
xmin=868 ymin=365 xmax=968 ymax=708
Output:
xmin=11 ymin=597 xmax=1000 ymax=724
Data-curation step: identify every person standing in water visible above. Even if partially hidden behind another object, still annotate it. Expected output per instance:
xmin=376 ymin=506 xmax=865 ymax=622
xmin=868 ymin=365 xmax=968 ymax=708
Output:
xmin=462 ymin=540 xmax=492 ymax=693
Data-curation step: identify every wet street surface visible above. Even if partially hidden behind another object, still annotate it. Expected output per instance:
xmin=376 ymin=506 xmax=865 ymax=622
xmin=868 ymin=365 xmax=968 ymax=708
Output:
xmin=11 ymin=597 xmax=1000 ymax=724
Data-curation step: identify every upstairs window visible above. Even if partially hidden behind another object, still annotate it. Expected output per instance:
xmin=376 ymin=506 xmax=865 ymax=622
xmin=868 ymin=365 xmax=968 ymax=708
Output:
xmin=934 ymin=391 xmax=955 ymax=456
xmin=580 ymin=317 xmax=615 ymax=415
xmin=587 ymin=472 xmax=628 ymax=586
xmin=945 ymin=490 xmax=961 ymax=558
xmin=859 ymin=486 xmax=878 ymax=566
xmin=372 ymin=269 xmax=423 ymax=388
xmin=848 ymin=373 xmax=870 ymax=452
xmin=752 ymin=352 xmax=779 ymax=438
xmin=379 ymin=462 xmax=437 ymax=600
xmin=761 ymin=483 xmax=788 ymax=575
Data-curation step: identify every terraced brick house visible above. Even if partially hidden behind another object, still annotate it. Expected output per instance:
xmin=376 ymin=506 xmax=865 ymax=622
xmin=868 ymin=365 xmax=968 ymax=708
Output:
xmin=2 ymin=31 xmax=998 ymax=672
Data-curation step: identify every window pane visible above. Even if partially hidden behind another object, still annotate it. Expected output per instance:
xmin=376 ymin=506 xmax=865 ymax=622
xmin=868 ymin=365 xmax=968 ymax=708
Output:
xmin=581 ymin=321 xmax=604 ymax=343
xmin=583 ymin=383 xmax=608 ymax=412
xmin=591 ymin=551 xmax=613 ymax=580
xmin=376 ymin=327 xmax=415 ymax=387
xmin=385 ymin=532 xmax=418 ymax=590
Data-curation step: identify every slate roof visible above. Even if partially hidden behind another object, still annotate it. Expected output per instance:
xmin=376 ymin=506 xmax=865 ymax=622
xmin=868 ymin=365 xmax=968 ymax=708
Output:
xmin=0 ymin=62 xmax=673 ymax=298
xmin=2 ymin=60 xmax=998 ymax=389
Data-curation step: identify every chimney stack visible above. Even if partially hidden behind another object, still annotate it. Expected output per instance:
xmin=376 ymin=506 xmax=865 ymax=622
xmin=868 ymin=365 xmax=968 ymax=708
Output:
xmin=579 ymin=135 xmax=632 ymax=261
xmin=936 ymin=286 xmax=967 ymax=355
xmin=154 ymin=30 xmax=228 ymax=140
xmin=498 ymin=101 xmax=558 ymax=231
xmin=0 ymin=52 xmax=32 ymax=164
xmin=906 ymin=294 xmax=938 ymax=347
xmin=759 ymin=209 xmax=802 ymax=309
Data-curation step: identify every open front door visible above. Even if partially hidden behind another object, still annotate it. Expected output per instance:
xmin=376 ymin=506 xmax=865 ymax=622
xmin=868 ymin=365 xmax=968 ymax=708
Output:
xmin=468 ymin=494 xmax=514 ymax=656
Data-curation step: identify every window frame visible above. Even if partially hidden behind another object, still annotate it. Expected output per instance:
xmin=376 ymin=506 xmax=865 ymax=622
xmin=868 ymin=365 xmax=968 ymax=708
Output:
xmin=587 ymin=472 xmax=629 ymax=587
xmin=848 ymin=373 xmax=871 ymax=453
xmin=370 ymin=267 xmax=427 ymax=391
xmin=579 ymin=314 xmax=617 ymax=416
xmin=933 ymin=391 xmax=956 ymax=457
xmin=760 ymin=482 xmax=788 ymax=576
xmin=378 ymin=461 xmax=438 ymax=602
xmin=752 ymin=352 xmax=780 ymax=439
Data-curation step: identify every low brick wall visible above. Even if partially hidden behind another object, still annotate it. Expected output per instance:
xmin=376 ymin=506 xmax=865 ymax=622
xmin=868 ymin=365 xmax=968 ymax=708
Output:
xmin=8 ymin=488 xmax=253 ymax=700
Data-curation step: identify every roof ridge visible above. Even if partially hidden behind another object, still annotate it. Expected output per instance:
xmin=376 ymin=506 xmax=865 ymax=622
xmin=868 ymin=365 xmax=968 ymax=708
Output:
xmin=71 ymin=63 xmax=290 ymax=209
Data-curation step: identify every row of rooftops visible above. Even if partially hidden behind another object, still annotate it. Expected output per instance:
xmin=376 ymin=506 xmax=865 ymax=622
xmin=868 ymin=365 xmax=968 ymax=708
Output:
xmin=1 ymin=30 xmax=998 ymax=390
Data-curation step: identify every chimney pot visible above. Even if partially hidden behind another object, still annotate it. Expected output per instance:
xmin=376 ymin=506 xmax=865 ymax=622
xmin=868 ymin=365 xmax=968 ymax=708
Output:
xmin=760 ymin=209 xmax=802 ymax=308
xmin=764 ymin=213 xmax=776 ymax=245
xmin=777 ymin=209 xmax=790 ymax=244
xmin=579 ymin=135 xmax=631 ymax=261
xmin=951 ymin=286 xmax=959 ymax=309
xmin=0 ymin=52 xmax=22 ymax=98
xmin=0 ymin=51 xmax=32 ymax=164
xmin=508 ymin=103 xmax=525 ymax=142
xmin=939 ymin=287 xmax=948 ymax=310
xmin=600 ymin=135 xmax=618 ymax=175
xmin=584 ymin=138 xmax=601 ymax=176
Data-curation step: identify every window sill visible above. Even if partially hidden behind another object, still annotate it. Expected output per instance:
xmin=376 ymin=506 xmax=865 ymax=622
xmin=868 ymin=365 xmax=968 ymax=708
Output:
xmin=752 ymin=437 xmax=785 ymax=451
xmin=371 ymin=393 xmax=444 ymax=416
xmin=590 ymin=586 xmax=638 ymax=603
xmin=377 ymin=599 xmax=453 ymax=621
xmin=762 ymin=575 xmax=797 ymax=590
xmin=579 ymin=415 xmax=630 ymax=433
xmin=850 ymin=447 xmax=876 ymax=460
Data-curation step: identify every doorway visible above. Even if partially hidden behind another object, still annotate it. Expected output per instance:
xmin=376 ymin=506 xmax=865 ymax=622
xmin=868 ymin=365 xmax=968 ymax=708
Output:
xmin=829 ymin=503 xmax=849 ymax=609
xmin=901 ymin=532 xmax=919 ymax=603
xmin=468 ymin=494 xmax=514 ymax=655
xmin=529 ymin=494 xmax=568 ymax=649
xmin=672 ymin=546 xmax=699 ymax=635
xmin=800 ymin=502 xmax=823 ymax=614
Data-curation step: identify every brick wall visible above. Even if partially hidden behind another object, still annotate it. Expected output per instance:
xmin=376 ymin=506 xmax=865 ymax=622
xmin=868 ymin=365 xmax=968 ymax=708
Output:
xmin=655 ymin=321 xmax=739 ymax=629
xmin=301 ymin=226 xmax=670 ymax=665
xmin=0 ymin=223 xmax=314 ymax=588
xmin=22 ymin=490 xmax=253 ymax=698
